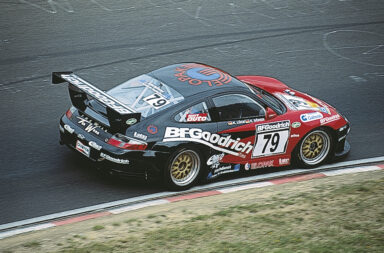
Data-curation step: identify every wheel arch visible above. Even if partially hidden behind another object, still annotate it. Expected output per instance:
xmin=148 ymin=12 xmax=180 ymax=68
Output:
xmin=162 ymin=142 xmax=210 ymax=190
xmin=292 ymin=126 xmax=336 ymax=167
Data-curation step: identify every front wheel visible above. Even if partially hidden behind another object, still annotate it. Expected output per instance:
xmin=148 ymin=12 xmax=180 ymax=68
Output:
xmin=295 ymin=129 xmax=332 ymax=168
xmin=164 ymin=149 xmax=202 ymax=190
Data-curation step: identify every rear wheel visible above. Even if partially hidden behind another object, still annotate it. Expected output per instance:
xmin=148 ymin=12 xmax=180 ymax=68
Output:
xmin=296 ymin=129 xmax=332 ymax=167
xmin=164 ymin=149 xmax=202 ymax=190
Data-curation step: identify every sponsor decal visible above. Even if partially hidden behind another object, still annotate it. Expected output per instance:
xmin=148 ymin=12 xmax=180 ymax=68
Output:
xmin=275 ymin=93 xmax=296 ymax=110
xmin=143 ymin=93 xmax=170 ymax=109
xmin=291 ymin=122 xmax=301 ymax=128
xmin=245 ymin=163 xmax=250 ymax=171
xmin=77 ymin=133 xmax=85 ymax=140
xmin=253 ymin=121 xmax=290 ymax=158
xmin=290 ymin=134 xmax=300 ymax=138
xmin=174 ymin=64 xmax=232 ymax=87
xmin=256 ymin=120 xmax=290 ymax=133
xmin=126 ymin=118 xmax=137 ymax=125
xmin=251 ymin=160 xmax=274 ymax=169
xmin=186 ymin=113 xmax=208 ymax=122
xmin=208 ymin=164 xmax=241 ymax=179
xmin=61 ymin=74 xmax=133 ymax=114
xmin=207 ymin=153 xmax=225 ymax=169
xmin=100 ymin=153 xmax=130 ymax=164
xmin=147 ymin=125 xmax=158 ymax=134
xmin=279 ymin=158 xmax=290 ymax=165
xmin=134 ymin=132 xmax=148 ymax=141
xmin=300 ymin=112 xmax=323 ymax=122
xmin=284 ymin=89 xmax=296 ymax=96
xmin=163 ymin=127 xmax=253 ymax=157
xmin=75 ymin=140 xmax=90 ymax=157
xmin=64 ymin=124 xmax=75 ymax=134
xmin=319 ymin=107 xmax=331 ymax=115
xmin=320 ymin=114 xmax=341 ymax=125
xmin=276 ymin=93 xmax=330 ymax=114
xmin=89 ymin=141 xmax=102 ymax=151
xmin=77 ymin=116 xmax=106 ymax=135
xmin=309 ymin=96 xmax=332 ymax=114
xmin=228 ymin=118 xmax=263 ymax=126
xmin=213 ymin=165 xmax=235 ymax=176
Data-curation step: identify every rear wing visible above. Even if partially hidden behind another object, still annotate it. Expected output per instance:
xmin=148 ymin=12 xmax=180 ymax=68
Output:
xmin=52 ymin=72 xmax=141 ymax=133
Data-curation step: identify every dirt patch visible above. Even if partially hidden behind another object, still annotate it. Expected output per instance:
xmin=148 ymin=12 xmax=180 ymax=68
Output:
xmin=1 ymin=170 xmax=383 ymax=253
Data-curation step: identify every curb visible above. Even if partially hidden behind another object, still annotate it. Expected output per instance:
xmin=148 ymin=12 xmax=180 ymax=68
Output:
xmin=1 ymin=163 xmax=383 ymax=240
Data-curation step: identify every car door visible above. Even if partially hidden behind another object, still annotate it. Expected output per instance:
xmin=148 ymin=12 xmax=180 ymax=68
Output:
xmin=211 ymin=92 xmax=268 ymax=165
xmin=211 ymin=92 xmax=291 ymax=171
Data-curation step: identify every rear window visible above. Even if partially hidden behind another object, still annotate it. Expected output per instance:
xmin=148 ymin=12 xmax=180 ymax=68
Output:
xmin=108 ymin=75 xmax=184 ymax=118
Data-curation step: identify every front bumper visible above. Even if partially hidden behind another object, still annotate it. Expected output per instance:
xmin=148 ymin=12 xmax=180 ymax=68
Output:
xmin=334 ymin=140 xmax=351 ymax=159
xmin=334 ymin=123 xmax=351 ymax=160
xmin=59 ymin=116 xmax=168 ymax=179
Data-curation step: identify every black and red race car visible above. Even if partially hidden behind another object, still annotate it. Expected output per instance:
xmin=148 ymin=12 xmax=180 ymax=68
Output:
xmin=54 ymin=63 xmax=350 ymax=190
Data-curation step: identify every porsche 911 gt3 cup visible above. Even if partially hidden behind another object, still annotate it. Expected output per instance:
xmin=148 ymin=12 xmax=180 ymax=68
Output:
xmin=55 ymin=63 xmax=350 ymax=190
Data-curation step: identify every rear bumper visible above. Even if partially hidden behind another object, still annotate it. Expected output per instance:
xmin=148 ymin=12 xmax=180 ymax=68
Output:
xmin=59 ymin=116 xmax=168 ymax=180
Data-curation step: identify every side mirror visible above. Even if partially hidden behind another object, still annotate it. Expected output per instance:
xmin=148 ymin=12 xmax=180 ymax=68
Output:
xmin=266 ymin=107 xmax=277 ymax=120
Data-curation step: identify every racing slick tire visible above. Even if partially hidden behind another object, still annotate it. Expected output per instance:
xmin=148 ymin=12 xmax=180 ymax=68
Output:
xmin=164 ymin=148 xmax=203 ymax=191
xmin=294 ymin=128 xmax=333 ymax=168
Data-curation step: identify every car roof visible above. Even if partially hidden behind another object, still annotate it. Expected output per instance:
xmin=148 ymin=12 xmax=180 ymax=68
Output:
xmin=148 ymin=63 xmax=246 ymax=97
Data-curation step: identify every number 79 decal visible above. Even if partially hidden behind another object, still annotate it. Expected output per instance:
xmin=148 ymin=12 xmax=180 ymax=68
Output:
xmin=143 ymin=93 xmax=170 ymax=109
xmin=252 ymin=121 xmax=290 ymax=157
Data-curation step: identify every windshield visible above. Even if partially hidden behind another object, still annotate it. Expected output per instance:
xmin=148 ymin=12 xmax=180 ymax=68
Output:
xmin=246 ymin=84 xmax=286 ymax=114
xmin=108 ymin=75 xmax=184 ymax=118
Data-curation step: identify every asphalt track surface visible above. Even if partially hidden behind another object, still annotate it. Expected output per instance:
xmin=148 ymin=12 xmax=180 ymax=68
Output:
xmin=0 ymin=0 xmax=383 ymax=225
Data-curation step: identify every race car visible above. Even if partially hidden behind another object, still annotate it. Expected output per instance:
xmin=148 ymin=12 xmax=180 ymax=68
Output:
xmin=54 ymin=63 xmax=350 ymax=190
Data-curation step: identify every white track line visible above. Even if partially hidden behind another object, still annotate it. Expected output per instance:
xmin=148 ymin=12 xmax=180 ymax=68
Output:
xmin=110 ymin=199 xmax=169 ymax=214
xmin=218 ymin=182 xmax=274 ymax=193
xmin=0 ymin=223 xmax=54 ymax=239
xmin=322 ymin=165 xmax=381 ymax=176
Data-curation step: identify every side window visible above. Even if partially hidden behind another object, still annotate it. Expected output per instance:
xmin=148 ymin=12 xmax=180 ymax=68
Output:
xmin=175 ymin=102 xmax=212 ymax=123
xmin=212 ymin=94 xmax=265 ymax=121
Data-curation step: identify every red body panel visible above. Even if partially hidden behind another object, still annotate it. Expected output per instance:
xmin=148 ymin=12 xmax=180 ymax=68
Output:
xmin=213 ymin=75 xmax=349 ymax=168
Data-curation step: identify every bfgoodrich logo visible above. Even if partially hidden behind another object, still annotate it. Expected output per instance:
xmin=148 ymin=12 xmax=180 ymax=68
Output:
xmin=256 ymin=120 xmax=290 ymax=133
xmin=163 ymin=127 xmax=252 ymax=157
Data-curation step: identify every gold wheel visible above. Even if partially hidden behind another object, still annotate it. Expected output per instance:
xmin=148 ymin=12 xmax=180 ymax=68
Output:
xmin=300 ymin=130 xmax=330 ymax=166
xmin=169 ymin=150 xmax=200 ymax=187
xmin=171 ymin=153 xmax=193 ymax=180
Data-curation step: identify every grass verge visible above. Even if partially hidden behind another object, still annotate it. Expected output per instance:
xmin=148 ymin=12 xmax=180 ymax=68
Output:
xmin=1 ymin=170 xmax=383 ymax=253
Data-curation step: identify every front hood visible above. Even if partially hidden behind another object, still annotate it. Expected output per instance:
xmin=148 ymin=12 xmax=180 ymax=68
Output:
xmin=237 ymin=75 xmax=289 ymax=93
xmin=273 ymin=91 xmax=335 ymax=115
xmin=237 ymin=75 xmax=342 ymax=117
